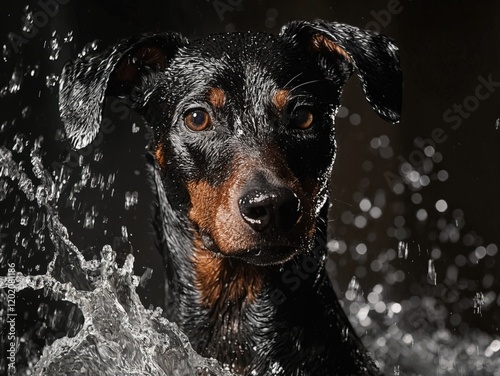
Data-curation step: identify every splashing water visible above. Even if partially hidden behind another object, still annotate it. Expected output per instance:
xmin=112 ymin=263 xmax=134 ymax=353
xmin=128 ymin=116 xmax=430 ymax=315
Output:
xmin=0 ymin=144 xmax=230 ymax=375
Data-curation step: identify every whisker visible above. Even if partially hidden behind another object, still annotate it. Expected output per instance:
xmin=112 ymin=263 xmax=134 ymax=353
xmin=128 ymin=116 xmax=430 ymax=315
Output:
xmin=288 ymin=79 xmax=321 ymax=93
xmin=283 ymin=72 xmax=304 ymax=89
xmin=329 ymin=196 xmax=353 ymax=207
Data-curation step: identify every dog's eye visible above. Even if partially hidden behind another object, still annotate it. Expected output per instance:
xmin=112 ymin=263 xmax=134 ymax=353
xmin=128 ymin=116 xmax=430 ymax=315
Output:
xmin=289 ymin=107 xmax=314 ymax=130
xmin=184 ymin=110 xmax=211 ymax=131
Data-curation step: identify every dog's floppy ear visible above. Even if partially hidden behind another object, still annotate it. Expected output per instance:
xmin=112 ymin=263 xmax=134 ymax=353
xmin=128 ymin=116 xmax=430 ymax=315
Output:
xmin=59 ymin=32 xmax=186 ymax=149
xmin=280 ymin=20 xmax=402 ymax=123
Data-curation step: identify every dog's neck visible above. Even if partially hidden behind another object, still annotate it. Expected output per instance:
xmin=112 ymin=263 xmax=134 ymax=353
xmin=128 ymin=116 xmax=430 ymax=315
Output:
xmin=152 ymin=167 xmax=379 ymax=375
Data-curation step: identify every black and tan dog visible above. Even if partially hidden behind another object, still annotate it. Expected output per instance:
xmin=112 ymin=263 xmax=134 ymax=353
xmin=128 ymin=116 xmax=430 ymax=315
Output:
xmin=59 ymin=20 xmax=401 ymax=375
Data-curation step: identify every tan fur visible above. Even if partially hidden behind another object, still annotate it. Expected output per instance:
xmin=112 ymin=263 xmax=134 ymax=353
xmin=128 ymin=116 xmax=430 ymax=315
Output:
xmin=191 ymin=236 xmax=263 ymax=308
xmin=273 ymin=89 xmax=289 ymax=111
xmin=310 ymin=34 xmax=351 ymax=62
xmin=207 ymin=87 xmax=226 ymax=108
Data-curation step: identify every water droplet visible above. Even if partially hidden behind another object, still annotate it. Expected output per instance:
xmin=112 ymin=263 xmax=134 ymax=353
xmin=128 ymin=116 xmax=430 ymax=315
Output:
xmin=346 ymin=276 xmax=361 ymax=301
xmin=101 ymin=244 xmax=115 ymax=263
xmin=78 ymin=40 xmax=99 ymax=58
xmin=2 ymin=44 xmax=10 ymax=61
xmin=139 ymin=268 xmax=153 ymax=288
xmin=8 ymin=68 xmax=23 ymax=94
xmin=125 ymin=191 xmax=139 ymax=210
xmin=48 ymin=33 xmax=61 ymax=61
xmin=121 ymin=225 xmax=128 ymax=241
xmin=36 ymin=185 xmax=48 ymax=206
xmin=83 ymin=208 xmax=96 ymax=229
xmin=63 ymin=30 xmax=74 ymax=43
xmin=12 ymin=134 xmax=25 ymax=152
xmin=336 ymin=105 xmax=348 ymax=118
xmin=394 ymin=365 xmax=400 ymax=375
xmin=427 ymin=259 xmax=437 ymax=285
xmin=398 ymin=241 xmax=408 ymax=259
xmin=45 ymin=73 xmax=59 ymax=88
xmin=21 ymin=106 xmax=31 ymax=119
xmin=22 ymin=10 xmax=35 ymax=35
xmin=496 ymin=118 xmax=500 ymax=130
xmin=435 ymin=199 xmax=448 ymax=212
xmin=20 ymin=216 xmax=29 ymax=226
xmin=341 ymin=326 xmax=349 ymax=342
xmin=473 ymin=292 xmax=485 ymax=315
xmin=19 ymin=173 xmax=35 ymax=201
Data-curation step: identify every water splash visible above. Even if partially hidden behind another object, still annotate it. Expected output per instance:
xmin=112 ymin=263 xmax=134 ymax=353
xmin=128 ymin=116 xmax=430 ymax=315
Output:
xmin=0 ymin=143 xmax=230 ymax=375
xmin=31 ymin=251 xmax=229 ymax=375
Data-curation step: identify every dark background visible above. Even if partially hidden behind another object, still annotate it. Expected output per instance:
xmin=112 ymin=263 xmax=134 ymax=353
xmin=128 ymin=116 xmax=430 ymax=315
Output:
xmin=1 ymin=0 xmax=499 ymax=374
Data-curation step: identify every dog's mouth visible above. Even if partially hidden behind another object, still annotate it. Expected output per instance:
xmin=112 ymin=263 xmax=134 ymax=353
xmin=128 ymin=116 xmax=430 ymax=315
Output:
xmin=198 ymin=231 xmax=307 ymax=266
xmin=234 ymin=246 xmax=302 ymax=266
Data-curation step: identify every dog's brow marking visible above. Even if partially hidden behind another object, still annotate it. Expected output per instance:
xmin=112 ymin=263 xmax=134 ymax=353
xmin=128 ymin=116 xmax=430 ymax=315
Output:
xmin=310 ymin=34 xmax=351 ymax=62
xmin=273 ymin=89 xmax=289 ymax=111
xmin=207 ymin=87 xmax=226 ymax=108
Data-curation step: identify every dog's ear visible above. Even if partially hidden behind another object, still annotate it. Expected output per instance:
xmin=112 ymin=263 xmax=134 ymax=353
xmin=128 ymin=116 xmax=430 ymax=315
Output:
xmin=59 ymin=32 xmax=186 ymax=149
xmin=280 ymin=20 xmax=402 ymax=123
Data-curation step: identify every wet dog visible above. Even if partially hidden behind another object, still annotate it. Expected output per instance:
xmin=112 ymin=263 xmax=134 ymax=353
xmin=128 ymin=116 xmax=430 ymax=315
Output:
xmin=59 ymin=20 xmax=401 ymax=375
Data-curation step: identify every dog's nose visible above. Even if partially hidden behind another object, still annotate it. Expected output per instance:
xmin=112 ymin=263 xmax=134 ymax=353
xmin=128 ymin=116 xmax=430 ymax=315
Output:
xmin=238 ymin=188 xmax=302 ymax=233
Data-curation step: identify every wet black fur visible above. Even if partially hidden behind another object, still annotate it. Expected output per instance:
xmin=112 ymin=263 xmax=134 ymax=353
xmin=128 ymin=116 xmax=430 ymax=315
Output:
xmin=59 ymin=20 xmax=402 ymax=375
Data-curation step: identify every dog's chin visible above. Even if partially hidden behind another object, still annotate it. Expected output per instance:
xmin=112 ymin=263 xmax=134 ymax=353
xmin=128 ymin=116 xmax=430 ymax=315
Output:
xmin=199 ymin=233 xmax=303 ymax=266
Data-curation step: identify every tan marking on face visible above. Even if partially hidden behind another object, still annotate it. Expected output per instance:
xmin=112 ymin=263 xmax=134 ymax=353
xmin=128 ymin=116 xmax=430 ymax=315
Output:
xmin=186 ymin=172 xmax=255 ymax=254
xmin=273 ymin=89 xmax=289 ymax=111
xmin=207 ymin=87 xmax=226 ymax=108
xmin=310 ymin=34 xmax=351 ymax=62
xmin=191 ymin=236 xmax=264 ymax=309
xmin=154 ymin=144 xmax=166 ymax=170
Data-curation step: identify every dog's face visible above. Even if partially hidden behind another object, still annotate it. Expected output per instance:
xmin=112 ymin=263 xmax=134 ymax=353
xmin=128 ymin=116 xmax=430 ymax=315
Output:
xmin=59 ymin=21 xmax=402 ymax=266
xmin=148 ymin=33 xmax=348 ymax=265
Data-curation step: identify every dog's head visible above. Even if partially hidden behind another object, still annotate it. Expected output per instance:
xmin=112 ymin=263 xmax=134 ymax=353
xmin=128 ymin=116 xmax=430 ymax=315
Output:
xmin=59 ymin=20 xmax=402 ymax=266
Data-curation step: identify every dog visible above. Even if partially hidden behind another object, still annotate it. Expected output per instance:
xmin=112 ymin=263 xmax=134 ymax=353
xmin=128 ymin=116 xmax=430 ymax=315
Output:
xmin=59 ymin=20 xmax=402 ymax=375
